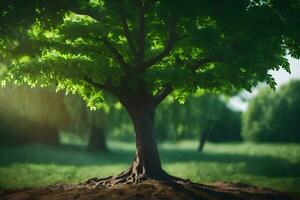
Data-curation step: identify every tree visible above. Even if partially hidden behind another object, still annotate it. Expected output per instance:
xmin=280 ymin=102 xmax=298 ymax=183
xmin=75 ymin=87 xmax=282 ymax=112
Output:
xmin=155 ymin=94 xmax=241 ymax=150
xmin=194 ymin=94 xmax=242 ymax=151
xmin=0 ymin=0 xmax=299 ymax=185
xmin=242 ymin=80 xmax=300 ymax=142
xmin=63 ymin=94 xmax=109 ymax=152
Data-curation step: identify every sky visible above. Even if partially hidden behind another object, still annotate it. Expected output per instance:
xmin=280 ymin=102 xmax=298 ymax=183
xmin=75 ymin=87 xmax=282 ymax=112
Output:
xmin=228 ymin=56 xmax=300 ymax=111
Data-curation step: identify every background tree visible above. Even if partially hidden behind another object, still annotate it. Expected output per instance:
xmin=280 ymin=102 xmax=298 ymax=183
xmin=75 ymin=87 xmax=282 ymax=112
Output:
xmin=155 ymin=93 xmax=241 ymax=150
xmin=194 ymin=94 xmax=242 ymax=151
xmin=0 ymin=85 xmax=110 ymax=150
xmin=0 ymin=0 xmax=299 ymax=185
xmin=63 ymin=94 xmax=110 ymax=152
xmin=242 ymin=80 xmax=300 ymax=142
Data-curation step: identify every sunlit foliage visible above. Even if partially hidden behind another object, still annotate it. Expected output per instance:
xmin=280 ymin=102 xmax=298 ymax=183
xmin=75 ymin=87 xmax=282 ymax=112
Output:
xmin=0 ymin=0 xmax=299 ymax=107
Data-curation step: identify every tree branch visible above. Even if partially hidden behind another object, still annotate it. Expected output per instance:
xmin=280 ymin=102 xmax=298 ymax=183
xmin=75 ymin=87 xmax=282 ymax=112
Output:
xmin=189 ymin=56 xmax=227 ymax=72
xmin=136 ymin=0 xmax=146 ymax=64
xmin=92 ymin=50 xmax=115 ymax=59
xmin=118 ymin=0 xmax=137 ymax=56
xmin=84 ymin=76 xmax=120 ymax=96
xmin=46 ymin=38 xmax=115 ymax=60
xmin=70 ymin=9 xmax=102 ymax=23
xmin=79 ymin=34 xmax=129 ymax=73
xmin=144 ymin=17 xmax=186 ymax=68
xmin=99 ymin=35 xmax=130 ymax=74
xmin=153 ymin=84 xmax=173 ymax=105
xmin=152 ymin=56 xmax=227 ymax=105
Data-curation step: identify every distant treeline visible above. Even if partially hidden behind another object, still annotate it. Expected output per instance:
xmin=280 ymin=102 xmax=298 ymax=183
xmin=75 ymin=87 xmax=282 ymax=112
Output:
xmin=0 ymin=80 xmax=299 ymax=151
xmin=242 ymin=80 xmax=300 ymax=143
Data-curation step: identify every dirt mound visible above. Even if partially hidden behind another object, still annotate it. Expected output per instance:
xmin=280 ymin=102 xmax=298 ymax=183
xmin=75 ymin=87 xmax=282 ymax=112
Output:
xmin=0 ymin=180 xmax=295 ymax=200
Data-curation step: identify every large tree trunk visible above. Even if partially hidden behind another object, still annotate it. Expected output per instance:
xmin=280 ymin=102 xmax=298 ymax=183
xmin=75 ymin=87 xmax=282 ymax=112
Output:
xmin=128 ymin=104 xmax=167 ymax=179
xmin=86 ymin=98 xmax=173 ymax=186
xmin=87 ymin=126 xmax=108 ymax=153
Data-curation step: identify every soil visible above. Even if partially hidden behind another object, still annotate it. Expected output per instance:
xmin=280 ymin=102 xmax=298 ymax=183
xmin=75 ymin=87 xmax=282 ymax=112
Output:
xmin=0 ymin=179 xmax=296 ymax=200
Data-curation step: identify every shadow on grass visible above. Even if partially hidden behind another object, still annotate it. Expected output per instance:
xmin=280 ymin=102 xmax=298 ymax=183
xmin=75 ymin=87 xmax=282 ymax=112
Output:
xmin=0 ymin=143 xmax=299 ymax=178
xmin=160 ymin=149 xmax=300 ymax=178
xmin=0 ymin=144 xmax=134 ymax=166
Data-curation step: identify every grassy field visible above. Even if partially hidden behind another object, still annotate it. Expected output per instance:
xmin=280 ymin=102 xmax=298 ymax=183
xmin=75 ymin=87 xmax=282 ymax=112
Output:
xmin=0 ymin=141 xmax=300 ymax=195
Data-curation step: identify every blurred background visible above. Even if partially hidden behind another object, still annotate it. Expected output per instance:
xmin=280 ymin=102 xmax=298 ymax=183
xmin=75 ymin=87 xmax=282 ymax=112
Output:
xmin=0 ymin=58 xmax=299 ymax=195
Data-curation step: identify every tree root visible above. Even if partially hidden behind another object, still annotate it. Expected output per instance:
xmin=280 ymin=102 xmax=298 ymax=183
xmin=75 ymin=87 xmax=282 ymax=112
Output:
xmin=83 ymin=167 xmax=171 ymax=187
xmin=83 ymin=167 xmax=197 ymax=189
xmin=84 ymin=169 xmax=147 ymax=187
xmin=82 ymin=169 xmax=228 ymax=200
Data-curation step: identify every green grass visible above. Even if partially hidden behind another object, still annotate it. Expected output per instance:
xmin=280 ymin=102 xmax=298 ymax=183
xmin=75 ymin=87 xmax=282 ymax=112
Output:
xmin=0 ymin=141 xmax=300 ymax=196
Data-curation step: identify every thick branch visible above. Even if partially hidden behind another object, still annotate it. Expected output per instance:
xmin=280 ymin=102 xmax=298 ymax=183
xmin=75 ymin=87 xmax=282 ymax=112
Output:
xmin=189 ymin=56 xmax=227 ymax=72
xmin=84 ymin=76 xmax=119 ymax=96
xmin=70 ymin=9 xmax=104 ymax=23
xmin=153 ymin=84 xmax=173 ymax=105
xmin=118 ymin=1 xmax=137 ymax=55
xmin=99 ymin=35 xmax=129 ymax=73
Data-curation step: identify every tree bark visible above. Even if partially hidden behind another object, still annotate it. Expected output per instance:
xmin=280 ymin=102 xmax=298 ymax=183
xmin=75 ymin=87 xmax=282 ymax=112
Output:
xmin=128 ymin=104 xmax=167 ymax=179
xmin=85 ymin=95 xmax=173 ymax=186
xmin=87 ymin=126 xmax=108 ymax=153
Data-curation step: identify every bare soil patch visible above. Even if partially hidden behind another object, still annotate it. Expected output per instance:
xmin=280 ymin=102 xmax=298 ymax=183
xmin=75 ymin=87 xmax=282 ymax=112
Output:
xmin=0 ymin=179 xmax=296 ymax=200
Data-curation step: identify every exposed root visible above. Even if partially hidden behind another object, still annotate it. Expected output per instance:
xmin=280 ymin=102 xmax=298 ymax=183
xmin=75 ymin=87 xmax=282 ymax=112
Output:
xmin=82 ymin=171 xmax=260 ymax=200
xmin=83 ymin=167 xmax=167 ymax=187
xmin=83 ymin=166 xmax=197 ymax=190
xmin=84 ymin=168 xmax=148 ymax=187
xmin=83 ymin=155 xmax=178 ymax=187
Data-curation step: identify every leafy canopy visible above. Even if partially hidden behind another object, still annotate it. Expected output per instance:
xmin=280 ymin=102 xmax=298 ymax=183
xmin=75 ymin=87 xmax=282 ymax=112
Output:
xmin=0 ymin=0 xmax=299 ymax=108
